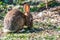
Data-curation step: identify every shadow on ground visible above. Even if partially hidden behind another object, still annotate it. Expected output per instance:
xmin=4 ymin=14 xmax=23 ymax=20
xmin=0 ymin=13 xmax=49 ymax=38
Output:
xmin=13 ymin=25 xmax=57 ymax=34
xmin=12 ymin=27 xmax=44 ymax=34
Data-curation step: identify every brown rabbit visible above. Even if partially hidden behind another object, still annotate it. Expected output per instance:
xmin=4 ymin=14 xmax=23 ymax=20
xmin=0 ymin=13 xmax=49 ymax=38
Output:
xmin=3 ymin=3 xmax=33 ymax=33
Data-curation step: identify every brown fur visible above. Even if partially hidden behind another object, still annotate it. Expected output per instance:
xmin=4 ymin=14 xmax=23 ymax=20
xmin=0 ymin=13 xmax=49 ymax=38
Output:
xmin=25 ymin=14 xmax=33 ymax=29
xmin=4 ymin=9 xmax=25 ymax=32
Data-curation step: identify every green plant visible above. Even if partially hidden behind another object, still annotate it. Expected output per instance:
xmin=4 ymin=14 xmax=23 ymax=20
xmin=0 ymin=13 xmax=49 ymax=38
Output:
xmin=0 ymin=1 xmax=3 ymax=5
xmin=30 ymin=7 xmax=39 ymax=12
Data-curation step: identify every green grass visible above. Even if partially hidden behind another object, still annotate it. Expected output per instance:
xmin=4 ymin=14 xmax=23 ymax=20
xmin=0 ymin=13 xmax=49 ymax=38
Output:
xmin=0 ymin=21 xmax=60 ymax=40
xmin=0 ymin=32 xmax=60 ymax=40
xmin=1 ymin=33 xmax=29 ymax=40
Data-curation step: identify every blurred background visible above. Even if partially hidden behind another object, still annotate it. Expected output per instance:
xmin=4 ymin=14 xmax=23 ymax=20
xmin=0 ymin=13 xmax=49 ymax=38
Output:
xmin=0 ymin=0 xmax=60 ymax=40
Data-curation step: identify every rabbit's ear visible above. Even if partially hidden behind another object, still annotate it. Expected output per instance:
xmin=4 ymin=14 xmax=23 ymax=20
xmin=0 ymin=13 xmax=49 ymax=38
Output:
xmin=24 ymin=3 xmax=30 ymax=13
